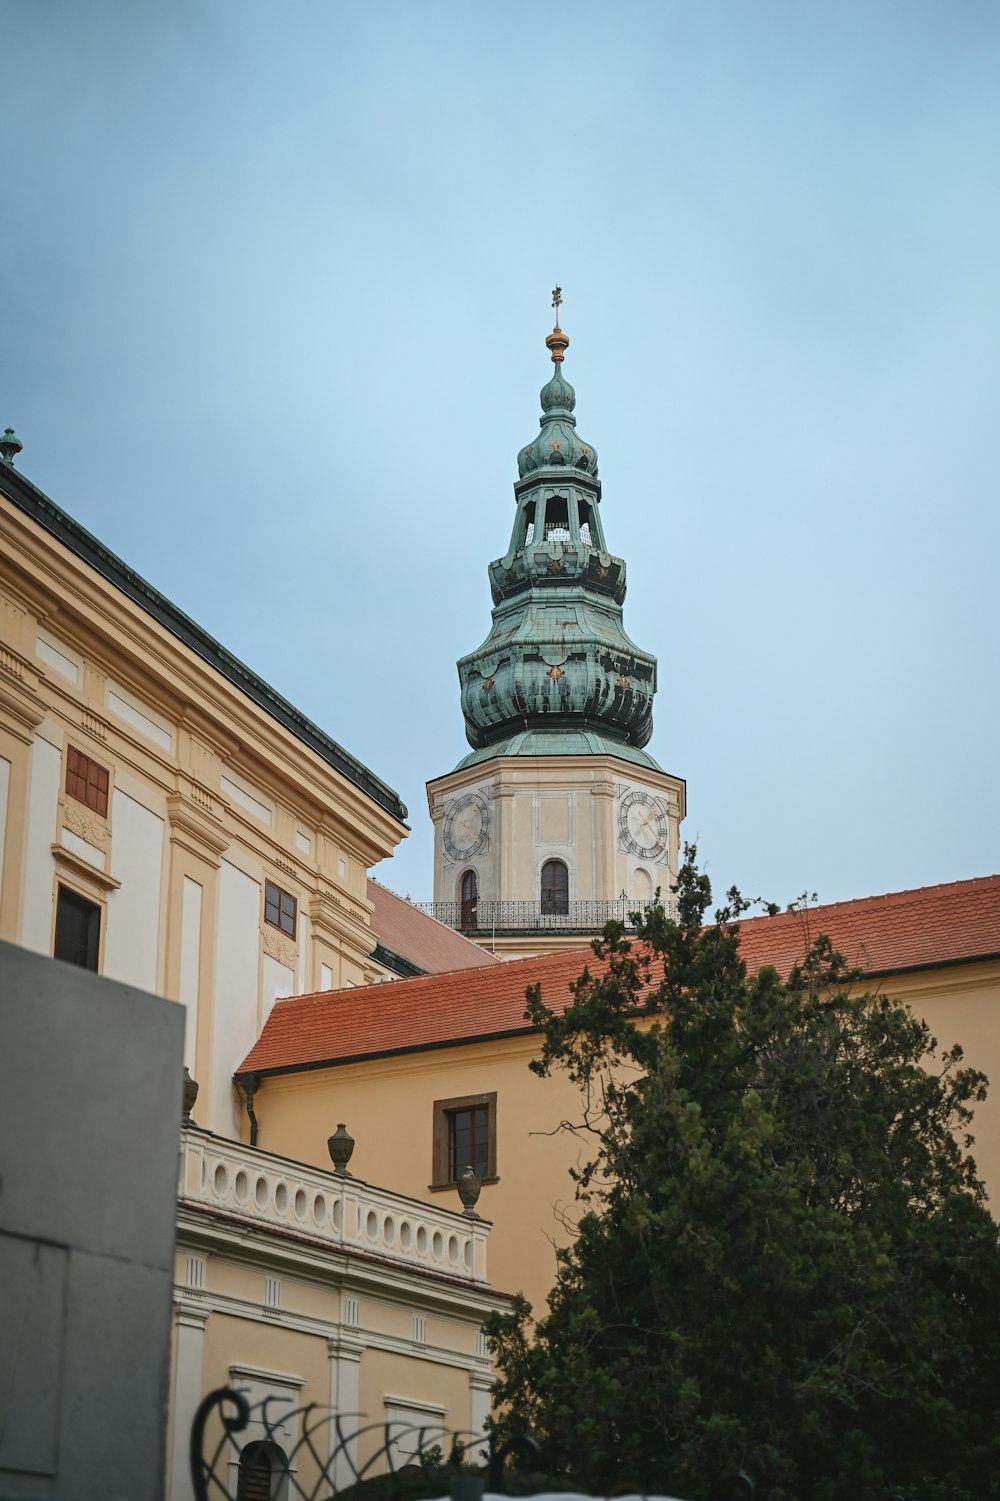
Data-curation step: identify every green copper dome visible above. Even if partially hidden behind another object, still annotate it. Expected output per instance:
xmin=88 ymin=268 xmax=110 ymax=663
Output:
xmin=517 ymin=361 xmax=599 ymax=479
xmin=455 ymin=304 xmax=661 ymax=772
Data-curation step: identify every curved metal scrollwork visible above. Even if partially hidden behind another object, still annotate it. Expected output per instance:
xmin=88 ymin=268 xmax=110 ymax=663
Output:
xmin=189 ymin=1388 xmax=752 ymax=1501
xmin=190 ymin=1387 xmax=493 ymax=1501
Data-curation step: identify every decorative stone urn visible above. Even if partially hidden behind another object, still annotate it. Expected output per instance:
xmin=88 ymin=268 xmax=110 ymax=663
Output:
xmin=328 ymin=1123 xmax=355 ymax=1176
xmin=182 ymin=1066 xmax=199 ymax=1124
xmin=457 ymin=1164 xmax=481 ymax=1217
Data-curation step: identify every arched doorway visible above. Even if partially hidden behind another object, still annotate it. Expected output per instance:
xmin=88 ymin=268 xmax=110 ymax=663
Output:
xmin=460 ymin=869 xmax=478 ymax=930
xmin=540 ymin=859 xmax=569 ymax=916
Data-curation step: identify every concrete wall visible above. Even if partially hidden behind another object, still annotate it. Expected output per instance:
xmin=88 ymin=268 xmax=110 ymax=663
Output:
xmin=0 ymin=941 xmax=184 ymax=1501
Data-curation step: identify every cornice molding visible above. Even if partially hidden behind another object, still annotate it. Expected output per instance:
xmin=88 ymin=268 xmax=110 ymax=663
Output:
xmin=0 ymin=655 xmax=47 ymax=743
xmin=0 ymin=491 xmax=408 ymax=826
xmin=170 ymin=1278 xmax=491 ymax=1374
xmin=51 ymin=841 xmax=122 ymax=892
xmin=167 ymin=791 xmax=230 ymax=863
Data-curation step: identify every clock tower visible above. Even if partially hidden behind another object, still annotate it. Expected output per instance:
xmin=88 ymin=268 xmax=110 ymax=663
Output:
xmin=426 ymin=296 xmax=685 ymax=957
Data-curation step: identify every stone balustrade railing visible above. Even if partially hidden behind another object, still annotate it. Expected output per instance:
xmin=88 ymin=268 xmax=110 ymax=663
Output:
xmin=178 ymin=1127 xmax=490 ymax=1284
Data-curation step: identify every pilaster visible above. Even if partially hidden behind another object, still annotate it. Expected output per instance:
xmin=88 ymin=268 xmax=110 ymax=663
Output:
xmin=327 ymin=1327 xmax=365 ymax=1488
xmin=168 ymin=1298 xmax=210 ymax=1501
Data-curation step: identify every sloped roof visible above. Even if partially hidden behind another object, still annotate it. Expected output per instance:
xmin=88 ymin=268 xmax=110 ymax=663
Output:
xmin=368 ymin=879 xmax=502 ymax=975
xmin=239 ymin=947 xmax=599 ymax=1076
xmin=238 ymin=874 xmax=1000 ymax=1079
xmin=734 ymin=873 xmax=1000 ymax=979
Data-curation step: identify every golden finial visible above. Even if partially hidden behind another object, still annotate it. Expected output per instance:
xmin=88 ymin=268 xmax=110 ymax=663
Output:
xmin=545 ymin=284 xmax=569 ymax=363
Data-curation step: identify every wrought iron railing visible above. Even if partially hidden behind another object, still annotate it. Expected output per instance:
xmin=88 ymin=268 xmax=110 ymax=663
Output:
xmin=414 ymin=897 xmax=674 ymax=936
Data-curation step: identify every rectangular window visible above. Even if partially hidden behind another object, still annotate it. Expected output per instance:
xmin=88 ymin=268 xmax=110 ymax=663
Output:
xmin=264 ymin=880 xmax=297 ymax=937
xmin=65 ymin=746 xmax=109 ymax=818
xmin=449 ymin=1105 xmax=490 ymax=1182
xmin=53 ymin=885 xmax=101 ymax=970
xmin=432 ymin=1092 xmax=497 ymax=1188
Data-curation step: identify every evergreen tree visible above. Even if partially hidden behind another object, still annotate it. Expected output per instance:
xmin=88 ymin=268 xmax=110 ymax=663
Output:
xmin=486 ymin=851 xmax=1000 ymax=1501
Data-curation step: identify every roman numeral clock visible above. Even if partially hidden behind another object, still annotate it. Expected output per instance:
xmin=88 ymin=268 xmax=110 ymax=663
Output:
xmin=617 ymin=789 xmax=669 ymax=861
xmin=442 ymin=792 xmax=490 ymax=862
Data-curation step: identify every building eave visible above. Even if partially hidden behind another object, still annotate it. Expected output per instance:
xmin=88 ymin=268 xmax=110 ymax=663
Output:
xmin=0 ymin=465 xmax=408 ymax=823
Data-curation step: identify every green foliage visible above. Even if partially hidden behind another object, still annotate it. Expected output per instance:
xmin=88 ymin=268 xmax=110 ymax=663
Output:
xmin=485 ymin=850 xmax=1000 ymax=1500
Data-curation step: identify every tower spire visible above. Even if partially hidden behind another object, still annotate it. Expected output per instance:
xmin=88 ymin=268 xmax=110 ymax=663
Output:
xmin=451 ymin=306 xmax=662 ymax=772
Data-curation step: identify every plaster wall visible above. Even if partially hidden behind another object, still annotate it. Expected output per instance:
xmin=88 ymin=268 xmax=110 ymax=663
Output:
xmin=212 ymin=860 xmax=262 ymax=1138
xmin=0 ymin=940 xmax=183 ymax=1501
xmin=0 ymin=752 xmax=10 ymax=907
xmin=21 ymin=732 xmax=61 ymax=953
xmin=178 ymin=876 xmax=203 ymax=1071
xmin=104 ymin=786 xmax=164 ymax=992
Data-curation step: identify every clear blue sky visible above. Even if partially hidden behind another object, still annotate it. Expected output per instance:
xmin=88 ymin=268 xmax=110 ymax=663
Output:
xmin=3 ymin=1 xmax=998 ymax=908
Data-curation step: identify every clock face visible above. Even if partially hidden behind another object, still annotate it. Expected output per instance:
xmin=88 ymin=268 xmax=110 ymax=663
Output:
xmin=618 ymin=789 xmax=668 ymax=860
xmin=443 ymin=792 xmax=490 ymax=861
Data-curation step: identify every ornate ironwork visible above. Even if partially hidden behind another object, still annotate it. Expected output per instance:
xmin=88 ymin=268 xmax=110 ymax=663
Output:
xmin=190 ymin=1387 xmax=494 ymax=1501
xmin=189 ymin=1385 xmax=752 ymax=1501
xmin=413 ymin=897 xmax=675 ymax=936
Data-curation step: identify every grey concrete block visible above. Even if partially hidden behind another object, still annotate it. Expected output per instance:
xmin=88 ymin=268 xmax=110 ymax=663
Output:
xmin=0 ymin=1236 xmax=67 ymax=1475
xmin=57 ymin=1248 xmax=175 ymax=1501
xmin=0 ymin=940 xmax=184 ymax=1267
xmin=0 ymin=942 xmax=183 ymax=1501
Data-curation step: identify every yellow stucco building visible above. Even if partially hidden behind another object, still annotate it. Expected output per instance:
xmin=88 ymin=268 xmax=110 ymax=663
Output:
xmin=238 ymin=876 xmax=1000 ymax=1318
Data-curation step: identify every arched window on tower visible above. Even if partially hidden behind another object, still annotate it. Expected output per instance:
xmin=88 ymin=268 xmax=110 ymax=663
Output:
xmin=543 ymin=495 xmax=571 ymax=540
xmin=460 ymin=869 xmax=478 ymax=930
xmin=540 ymin=859 xmax=569 ymax=916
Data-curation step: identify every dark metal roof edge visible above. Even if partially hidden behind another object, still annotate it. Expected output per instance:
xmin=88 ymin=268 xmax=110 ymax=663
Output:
xmin=857 ymin=950 xmax=1000 ymax=982
xmin=371 ymin=942 xmax=428 ymax=979
xmin=235 ymin=1022 xmax=543 ymax=1082
xmin=1 ymin=465 xmax=408 ymax=823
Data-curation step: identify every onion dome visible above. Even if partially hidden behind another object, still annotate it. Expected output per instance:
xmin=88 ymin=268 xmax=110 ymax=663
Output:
xmin=517 ymin=318 xmax=598 ymax=479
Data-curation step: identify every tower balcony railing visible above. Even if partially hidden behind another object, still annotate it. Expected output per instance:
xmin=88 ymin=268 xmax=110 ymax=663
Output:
xmin=414 ymin=896 xmax=676 ymax=937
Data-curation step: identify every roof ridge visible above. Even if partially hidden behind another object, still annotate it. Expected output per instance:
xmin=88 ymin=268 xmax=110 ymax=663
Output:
xmin=737 ymin=872 xmax=1000 ymax=929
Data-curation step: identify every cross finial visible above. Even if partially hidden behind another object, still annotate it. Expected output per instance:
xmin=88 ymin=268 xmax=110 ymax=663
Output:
xmin=551 ymin=285 xmax=563 ymax=321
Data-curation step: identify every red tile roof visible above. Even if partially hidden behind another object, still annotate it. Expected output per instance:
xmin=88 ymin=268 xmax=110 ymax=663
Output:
xmin=239 ymin=874 xmax=1000 ymax=1078
xmin=368 ymin=879 xmax=501 ymax=974
xmin=735 ymin=874 xmax=1000 ymax=978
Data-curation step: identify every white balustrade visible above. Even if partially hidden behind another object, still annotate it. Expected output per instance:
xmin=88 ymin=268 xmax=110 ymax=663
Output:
xmin=177 ymin=1129 xmax=490 ymax=1284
